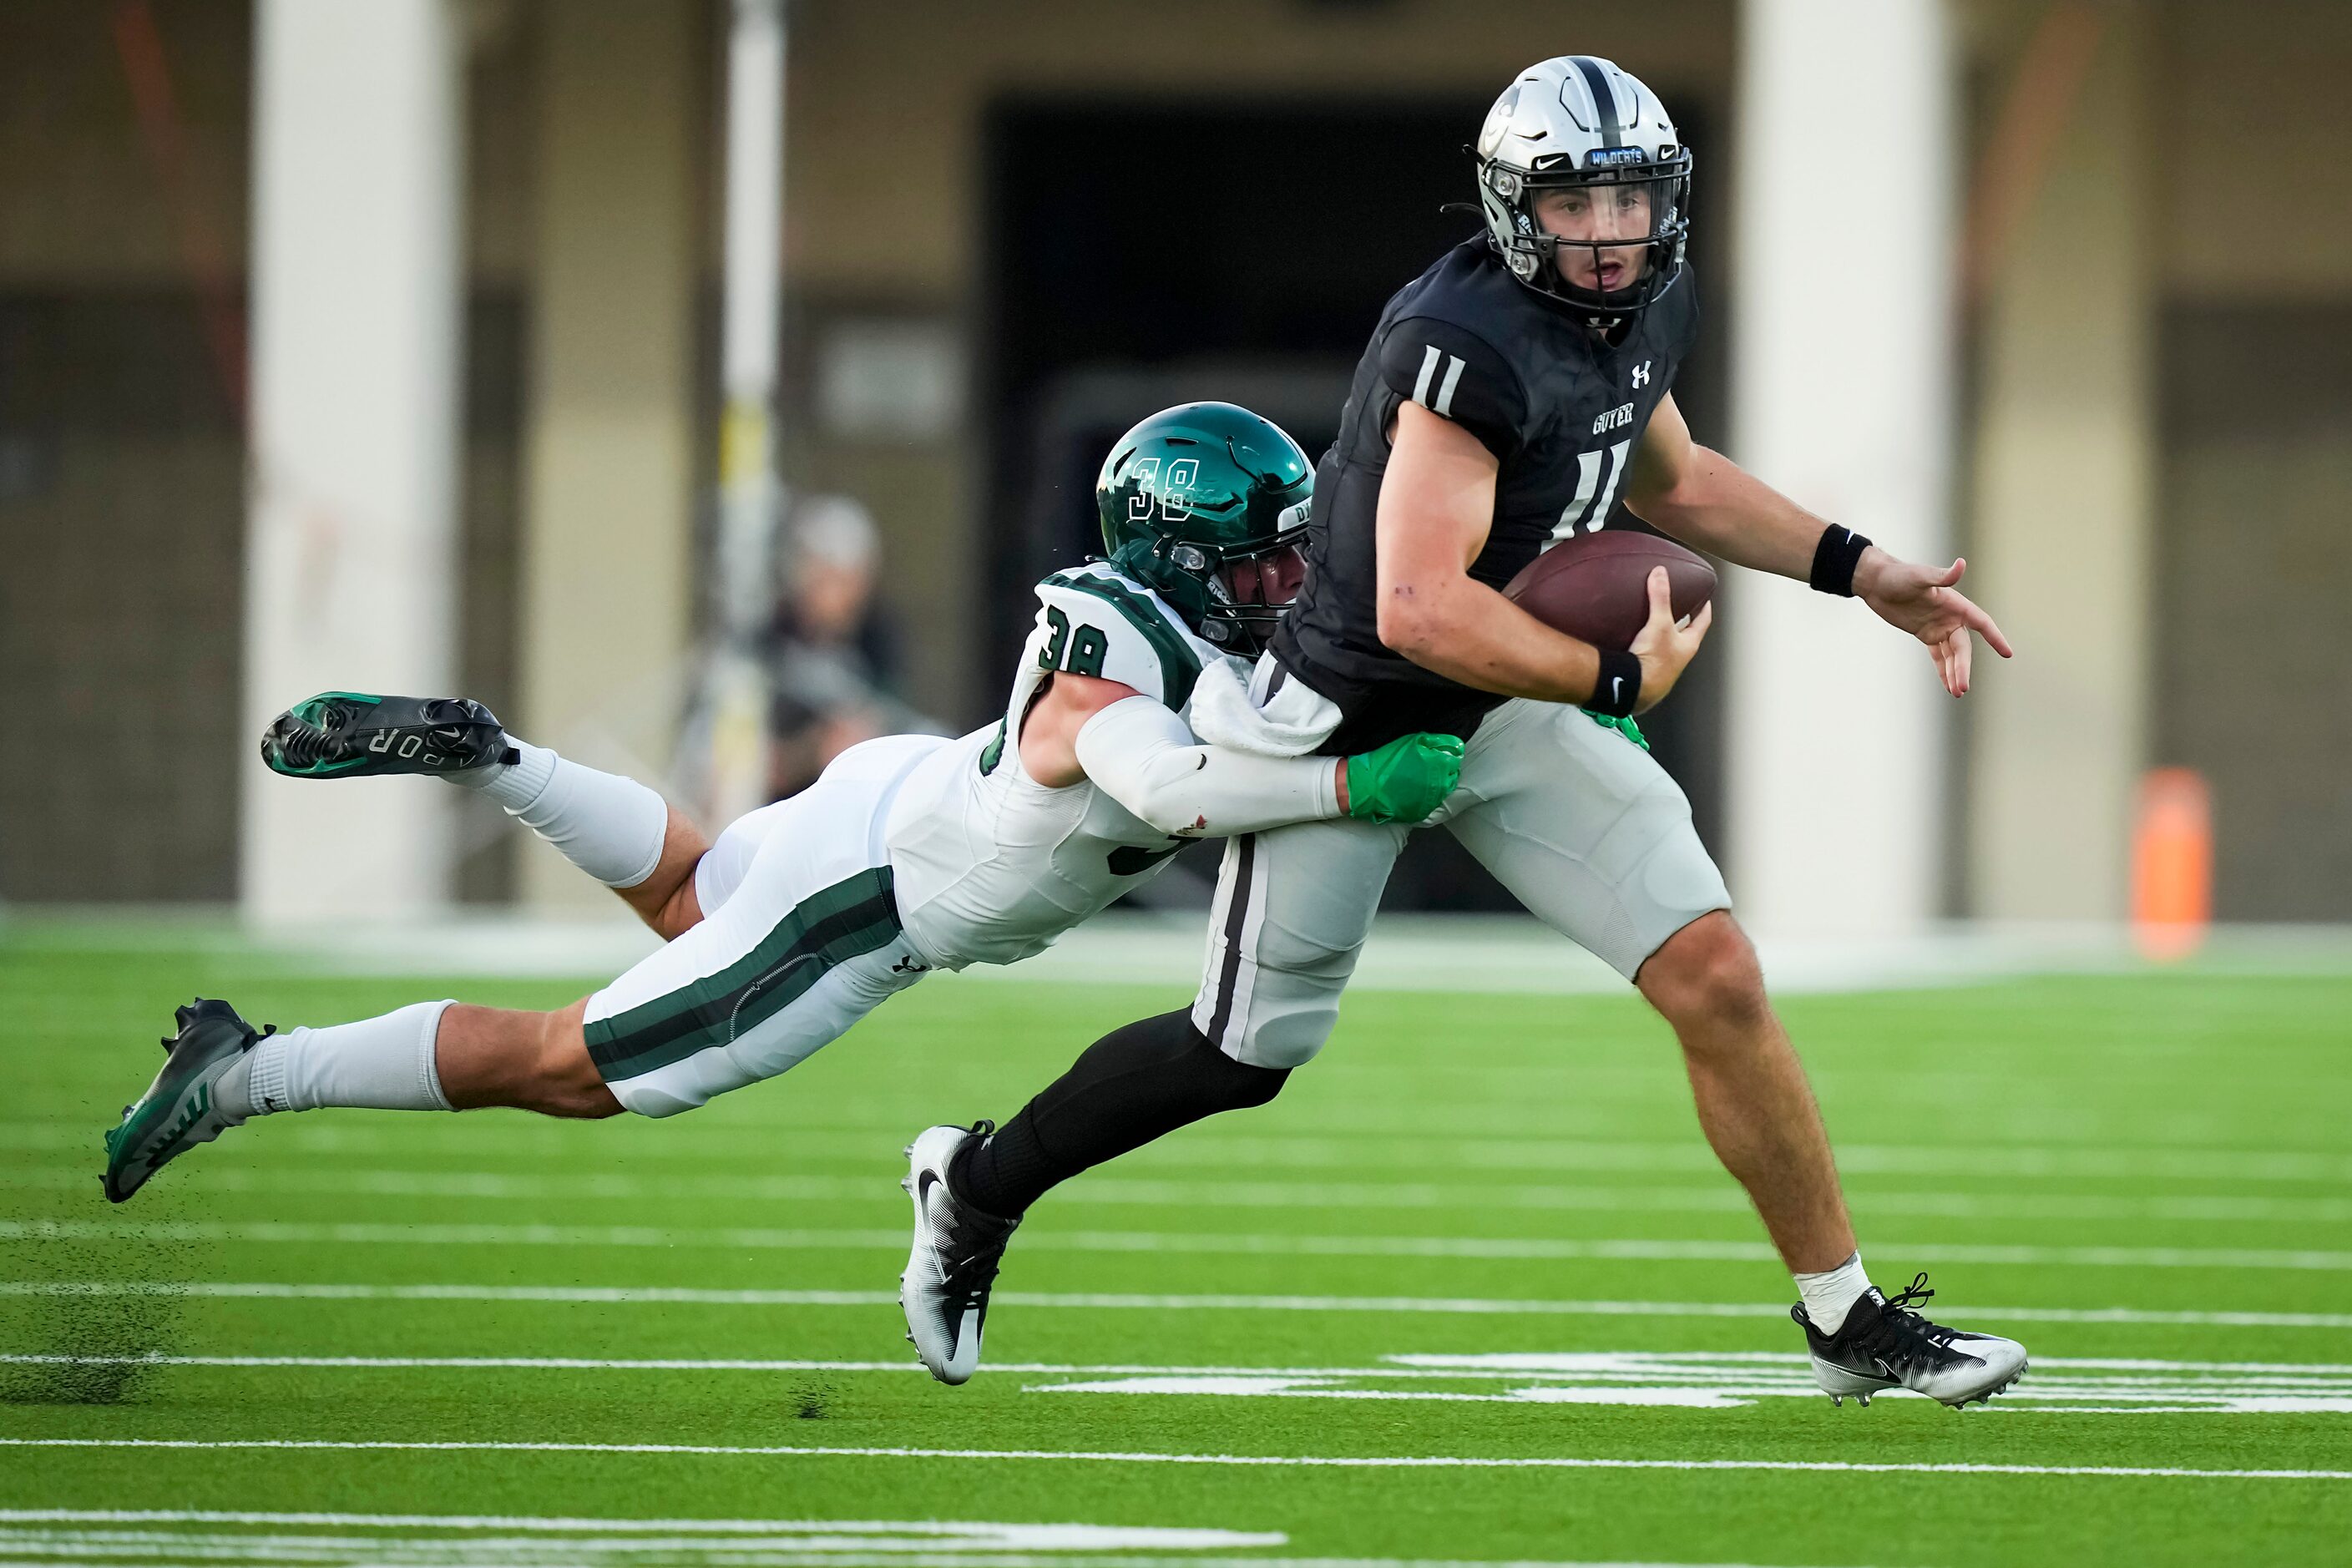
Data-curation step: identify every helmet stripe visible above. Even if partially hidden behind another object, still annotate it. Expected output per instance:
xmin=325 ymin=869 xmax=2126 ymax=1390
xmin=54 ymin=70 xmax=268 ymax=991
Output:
xmin=1570 ymin=56 xmax=1624 ymax=149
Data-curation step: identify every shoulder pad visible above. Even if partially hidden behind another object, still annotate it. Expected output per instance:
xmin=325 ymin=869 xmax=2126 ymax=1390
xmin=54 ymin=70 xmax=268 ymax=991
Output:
xmin=1030 ymin=568 xmax=1206 ymax=709
xmin=1377 ymin=316 xmax=1528 ymax=462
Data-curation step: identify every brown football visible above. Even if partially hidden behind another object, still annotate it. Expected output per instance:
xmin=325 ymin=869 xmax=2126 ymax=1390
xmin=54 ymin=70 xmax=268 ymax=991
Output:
xmin=1502 ymin=529 xmax=1716 ymax=652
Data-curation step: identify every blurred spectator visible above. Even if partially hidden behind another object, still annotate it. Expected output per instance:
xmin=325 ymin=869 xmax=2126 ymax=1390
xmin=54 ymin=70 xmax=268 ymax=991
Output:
xmin=764 ymin=494 xmax=938 ymax=798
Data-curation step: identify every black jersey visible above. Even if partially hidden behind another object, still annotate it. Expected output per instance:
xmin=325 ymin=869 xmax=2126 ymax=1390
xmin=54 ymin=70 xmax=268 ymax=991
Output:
xmin=1270 ymin=236 xmax=1701 ymax=753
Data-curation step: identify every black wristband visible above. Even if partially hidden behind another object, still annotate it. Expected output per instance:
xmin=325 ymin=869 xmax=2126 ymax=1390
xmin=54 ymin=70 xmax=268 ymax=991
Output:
xmin=1584 ymin=650 xmax=1641 ymax=718
xmin=1809 ymin=525 xmax=1873 ymax=596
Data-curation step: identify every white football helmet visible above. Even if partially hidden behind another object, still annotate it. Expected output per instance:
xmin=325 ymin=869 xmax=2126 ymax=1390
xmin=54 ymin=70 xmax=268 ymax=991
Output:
xmin=1474 ymin=56 xmax=1692 ymax=321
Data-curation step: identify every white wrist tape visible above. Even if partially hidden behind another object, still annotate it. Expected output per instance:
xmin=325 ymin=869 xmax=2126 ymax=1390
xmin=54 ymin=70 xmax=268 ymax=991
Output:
xmin=1075 ymin=695 xmax=1340 ymax=839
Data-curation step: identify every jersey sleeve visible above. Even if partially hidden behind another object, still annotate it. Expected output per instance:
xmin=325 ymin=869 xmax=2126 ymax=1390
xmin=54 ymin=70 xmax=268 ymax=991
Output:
xmin=1029 ymin=573 xmax=1206 ymax=711
xmin=1377 ymin=316 xmax=1529 ymax=462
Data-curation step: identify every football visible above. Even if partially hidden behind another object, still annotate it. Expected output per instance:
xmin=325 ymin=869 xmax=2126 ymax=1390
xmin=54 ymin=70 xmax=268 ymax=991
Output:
xmin=1502 ymin=529 xmax=1717 ymax=651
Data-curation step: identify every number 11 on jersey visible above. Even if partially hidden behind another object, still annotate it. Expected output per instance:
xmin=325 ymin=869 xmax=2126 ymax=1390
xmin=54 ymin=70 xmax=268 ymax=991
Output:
xmin=1553 ymin=438 xmax=1632 ymax=539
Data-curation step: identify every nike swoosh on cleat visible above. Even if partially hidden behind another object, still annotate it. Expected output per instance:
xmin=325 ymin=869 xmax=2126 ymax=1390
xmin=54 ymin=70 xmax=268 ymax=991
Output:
xmin=914 ymin=1172 xmax=950 ymax=1282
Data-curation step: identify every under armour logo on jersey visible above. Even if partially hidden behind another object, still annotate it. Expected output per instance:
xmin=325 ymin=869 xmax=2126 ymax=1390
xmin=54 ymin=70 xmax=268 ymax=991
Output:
xmin=1632 ymin=360 xmax=1652 ymax=388
xmin=1412 ymin=345 xmax=1467 ymax=418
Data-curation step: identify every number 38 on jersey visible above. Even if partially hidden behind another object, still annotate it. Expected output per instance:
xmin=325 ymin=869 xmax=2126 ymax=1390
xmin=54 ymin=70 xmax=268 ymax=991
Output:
xmin=1038 ymin=605 xmax=1109 ymax=679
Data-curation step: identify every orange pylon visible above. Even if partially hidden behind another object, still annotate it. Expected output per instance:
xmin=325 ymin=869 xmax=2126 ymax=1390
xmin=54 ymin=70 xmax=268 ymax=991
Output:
xmin=2132 ymin=768 xmax=2212 ymax=962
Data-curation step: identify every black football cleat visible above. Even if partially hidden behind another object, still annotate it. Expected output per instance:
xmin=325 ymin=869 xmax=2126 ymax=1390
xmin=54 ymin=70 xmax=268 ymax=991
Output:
xmin=260 ymin=692 xmax=518 ymax=780
xmin=1795 ymin=1272 xmax=2028 ymax=1409
xmin=103 ymin=999 xmax=272 ymax=1204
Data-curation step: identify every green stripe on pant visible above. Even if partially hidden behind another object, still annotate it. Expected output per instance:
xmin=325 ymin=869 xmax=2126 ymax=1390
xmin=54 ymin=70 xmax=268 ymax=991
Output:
xmin=584 ymin=867 xmax=901 ymax=1085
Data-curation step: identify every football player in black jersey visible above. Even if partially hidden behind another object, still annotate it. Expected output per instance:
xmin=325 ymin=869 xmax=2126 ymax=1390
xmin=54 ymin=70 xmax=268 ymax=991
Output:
xmin=911 ymin=56 xmax=2026 ymax=1408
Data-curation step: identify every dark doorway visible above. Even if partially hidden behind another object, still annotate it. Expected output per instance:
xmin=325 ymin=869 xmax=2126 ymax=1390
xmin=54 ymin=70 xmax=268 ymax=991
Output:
xmin=979 ymin=93 xmax=1729 ymax=910
xmin=2157 ymin=304 xmax=2352 ymax=920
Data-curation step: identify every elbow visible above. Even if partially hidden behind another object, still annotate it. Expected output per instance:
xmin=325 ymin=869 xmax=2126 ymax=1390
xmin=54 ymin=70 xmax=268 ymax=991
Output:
xmin=1139 ymin=799 xmax=1210 ymax=837
xmin=1128 ymin=776 xmax=1211 ymax=838
xmin=1377 ymin=591 xmax=1442 ymax=660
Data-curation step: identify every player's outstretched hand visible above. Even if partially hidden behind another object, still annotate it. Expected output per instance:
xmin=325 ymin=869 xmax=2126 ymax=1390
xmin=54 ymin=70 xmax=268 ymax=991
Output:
xmin=1856 ymin=554 xmax=2015 ymax=698
xmin=1627 ymin=564 xmax=1713 ymax=716
xmin=1343 ymin=732 xmax=1465 ymax=825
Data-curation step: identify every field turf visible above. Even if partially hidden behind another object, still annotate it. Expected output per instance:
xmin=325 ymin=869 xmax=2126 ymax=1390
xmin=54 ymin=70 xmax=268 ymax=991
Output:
xmin=4 ymin=931 xmax=2351 ymax=1566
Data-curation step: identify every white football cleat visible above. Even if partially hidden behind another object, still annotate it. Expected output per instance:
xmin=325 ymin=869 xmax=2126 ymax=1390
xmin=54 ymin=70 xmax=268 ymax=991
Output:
xmin=898 ymin=1120 xmax=1019 ymax=1385
xmin=1794 ymin=1273 xmax=2029 ymax=1409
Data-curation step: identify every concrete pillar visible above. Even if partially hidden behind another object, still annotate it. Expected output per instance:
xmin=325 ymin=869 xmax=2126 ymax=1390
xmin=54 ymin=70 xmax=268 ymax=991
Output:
xmin=242 ymin=0 xmax=463 ymax=922
xmin=1724 ymin=0 xmax=1957 ymax=938
xmin=517 ymin=0 xmax=698 ymax=907
xmin=1966 ymin=16 xmax=2151 ymax=919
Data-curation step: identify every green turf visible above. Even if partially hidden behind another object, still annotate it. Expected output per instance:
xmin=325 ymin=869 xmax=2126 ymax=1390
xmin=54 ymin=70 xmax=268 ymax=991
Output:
xmin=3 ymin=933 xmax=2350 ymax=1566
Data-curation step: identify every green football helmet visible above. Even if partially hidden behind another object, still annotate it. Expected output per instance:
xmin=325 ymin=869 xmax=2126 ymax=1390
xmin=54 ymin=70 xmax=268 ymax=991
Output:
xmin=1095 ymin=402 xmax=1314 ymax=655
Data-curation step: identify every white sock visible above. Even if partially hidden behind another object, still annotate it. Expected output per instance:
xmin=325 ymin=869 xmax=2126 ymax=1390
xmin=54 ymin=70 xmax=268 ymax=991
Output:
xmin=449 ymin=738 xmax=667 ymax=888
xmin=224 ymin=1000 xmax=457 ymax=1119
xmin=1794 ymin=1251 xmax=1874 ymax=1334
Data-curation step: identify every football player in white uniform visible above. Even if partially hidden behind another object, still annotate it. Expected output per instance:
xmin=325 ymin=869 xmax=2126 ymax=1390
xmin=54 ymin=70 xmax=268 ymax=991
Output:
xmin=100 ymin=404 xmax=1462 ymax=1369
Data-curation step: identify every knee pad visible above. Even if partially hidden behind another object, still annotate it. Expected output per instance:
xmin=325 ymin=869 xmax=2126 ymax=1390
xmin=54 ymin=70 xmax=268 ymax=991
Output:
xmin=1195 ymin=952 xmax=1349 ymax=1070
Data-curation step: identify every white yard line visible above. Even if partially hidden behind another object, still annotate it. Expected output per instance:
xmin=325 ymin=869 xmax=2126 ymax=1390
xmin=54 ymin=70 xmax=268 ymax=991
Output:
xmin=0 ymin=1545 xmax=1845 ymax=1568
xmin=2 ymin=1436 xmax=2346 ymax=1480
xmin=0 ymin=1515 xmax=1851 ymax=1568
xmin=14 ymin=1165 xmax=2349 ymax=1225
xmin=8 ymin=1281 xmax=2352 ymax=1329
xmin=10 ymin=1122 xmax=2350 ymax=1186
xmin=8 ymin=1351 xmax=2348 ymax=1378
xmin=0 ymin=1512 xmax=1263 ymax=1536
xmin=0 ymin=1511 xmax=1279 ymax=1550
xmin=1124 ymin=1136 xmax=2352 ymax=1186
xmin=9 ymin=1219 xmax=2352 ymax=1271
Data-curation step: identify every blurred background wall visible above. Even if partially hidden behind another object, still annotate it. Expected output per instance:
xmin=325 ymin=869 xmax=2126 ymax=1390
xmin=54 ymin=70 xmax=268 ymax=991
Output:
xmin=2 ymin=0 xmax=2347 ymax=929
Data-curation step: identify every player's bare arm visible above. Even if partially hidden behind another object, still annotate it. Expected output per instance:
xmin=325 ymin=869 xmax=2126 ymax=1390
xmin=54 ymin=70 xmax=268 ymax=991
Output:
xmin=1625 ymin=390 xmax=2014 ymax=697
xmin=1376 ymin=398 xmax=1708 ymax=714
xmin=1014 ymin=670 xmax=1146 ymax=787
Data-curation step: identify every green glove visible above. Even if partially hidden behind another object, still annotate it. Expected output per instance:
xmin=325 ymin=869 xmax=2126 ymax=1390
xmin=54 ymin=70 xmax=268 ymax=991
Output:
xmin=1344 ymin=731 xmax=1465 ymax=824
xmin=1586 ymin=711 xmax=1650 ymax=751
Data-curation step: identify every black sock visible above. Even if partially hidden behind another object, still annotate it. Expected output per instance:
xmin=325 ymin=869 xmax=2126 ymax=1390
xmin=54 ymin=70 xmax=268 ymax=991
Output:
xmin=949 ymin=1114 xmax=1053 ymax=1222
xmin=950 ymin=1007 xmax=1288 ymax=1217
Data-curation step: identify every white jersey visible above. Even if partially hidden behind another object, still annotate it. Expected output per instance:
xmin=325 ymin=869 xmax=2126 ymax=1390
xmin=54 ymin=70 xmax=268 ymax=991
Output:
xmin=884 ymin=562 xmax=1222 ymax=970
